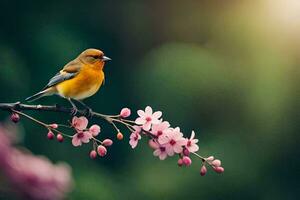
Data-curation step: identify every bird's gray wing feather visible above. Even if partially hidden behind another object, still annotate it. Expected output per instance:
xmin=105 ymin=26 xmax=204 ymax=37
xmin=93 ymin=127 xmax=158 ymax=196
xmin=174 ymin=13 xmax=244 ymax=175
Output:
xmin=43 ymin=60 xmax=81 ymax=89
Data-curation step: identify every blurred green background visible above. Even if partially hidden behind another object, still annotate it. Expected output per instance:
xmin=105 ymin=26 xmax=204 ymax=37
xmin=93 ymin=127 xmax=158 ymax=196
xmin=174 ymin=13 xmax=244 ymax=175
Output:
xmin=0 ymin=0 xmax=300 ymax=199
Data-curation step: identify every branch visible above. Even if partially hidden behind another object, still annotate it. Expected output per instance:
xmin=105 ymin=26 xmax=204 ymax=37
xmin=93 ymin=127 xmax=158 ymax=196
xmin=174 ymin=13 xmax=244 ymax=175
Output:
xmin=0 ymin=102 xmax=110 ymax=121
xmin=0 ymin=102 xmax=224 ymax=175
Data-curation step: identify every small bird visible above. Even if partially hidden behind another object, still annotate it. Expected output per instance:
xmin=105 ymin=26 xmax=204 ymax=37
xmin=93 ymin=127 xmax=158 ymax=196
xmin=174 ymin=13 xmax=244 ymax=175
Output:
xmin=26 ymin=48 xmax=111 ymax=114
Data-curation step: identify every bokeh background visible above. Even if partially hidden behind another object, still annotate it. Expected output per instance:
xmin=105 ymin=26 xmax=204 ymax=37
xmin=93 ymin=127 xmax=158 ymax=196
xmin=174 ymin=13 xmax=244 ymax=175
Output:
xmin=0 ymin=0 xmax=300 ymax=199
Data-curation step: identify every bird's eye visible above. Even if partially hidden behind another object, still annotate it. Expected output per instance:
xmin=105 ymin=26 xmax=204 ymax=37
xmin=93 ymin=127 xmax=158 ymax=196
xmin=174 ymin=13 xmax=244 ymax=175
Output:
xmin=91 ymin=55 xmax=103 ymax=59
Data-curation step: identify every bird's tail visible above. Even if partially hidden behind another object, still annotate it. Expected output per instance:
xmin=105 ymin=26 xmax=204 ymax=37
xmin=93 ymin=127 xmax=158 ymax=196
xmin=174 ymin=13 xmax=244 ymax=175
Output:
xmin=25 ymin=87 xmax=55 ymax=102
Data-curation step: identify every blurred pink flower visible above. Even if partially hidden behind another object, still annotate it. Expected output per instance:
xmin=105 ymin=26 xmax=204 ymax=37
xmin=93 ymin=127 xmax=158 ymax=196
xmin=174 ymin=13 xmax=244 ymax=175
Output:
xmin=0 ymin=126 xmax=72 ymax=200
xmin=129 ymin=126 xmax=142 ymax=148
xmin=72 ymin=116 xmax=88 ymax=130
xmin=185 ymin=131 xmax=199 ymax=153
xmin=135 ymin=106 xmax=162 ymax=131
xmin=151 ymin=121 xmax=170 ymax=137
xmin=72 ymin=131 xmax=92 ymax=147
xmin=158 ymin=127 xmax=186 ymax=156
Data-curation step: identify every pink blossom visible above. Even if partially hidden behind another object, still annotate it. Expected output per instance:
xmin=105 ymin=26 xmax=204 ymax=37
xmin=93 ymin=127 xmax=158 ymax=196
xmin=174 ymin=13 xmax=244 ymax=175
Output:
xmin=72 ymin=131 xmax=92 ymax=147
xmin=102 ymin=139 xmax=113 ymax=146
xmin=97 ymin=145 xmax=107 ymax=157
xmin=72 ymin=116 xmax=88 ymax=131
xmin=151 ymin=121 xmax=170 ymax=137
xmin=10 ymin=113 xmax=20 ymax=123
xmin=212 ymin=159 xmax=221 ymax=167
xmin=182 ymin=156 xmax=192 ymax=166
xmin=0 ymin=127 xmax=72 ymax=200
xmin=120 ymin=108 xmax=131 ymax=118
xmin=90 ymin=150 xmax=97 ymax=159
xmin=153 ymin=145 xmax=168 ymax=160
xmin=158 ymin=127 xmax=186 ymax=156
xmin=135 ymin=106 xmax=162 ymax=131
xmin=185 ymin=131 xmax=199 ymax=153
xmin=214 ymin=166 xmax=224 ymax=173
xmin=129 ymin=126 xmax=142 ymax=149
xmin=57 ymin=134 xmax=64 ymax=142
xmin=89 ymin=124 xmax=101 ymax=137
xmin=200 ymin=165 xmax=207 ymax=176
xmin=47 ymin=131 xmax=54 ymax=140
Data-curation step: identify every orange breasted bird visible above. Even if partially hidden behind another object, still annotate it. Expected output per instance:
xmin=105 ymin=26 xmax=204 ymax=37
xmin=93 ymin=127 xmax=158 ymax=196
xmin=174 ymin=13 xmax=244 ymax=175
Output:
xmin=26 ymin=48 xmax=111 ymax=114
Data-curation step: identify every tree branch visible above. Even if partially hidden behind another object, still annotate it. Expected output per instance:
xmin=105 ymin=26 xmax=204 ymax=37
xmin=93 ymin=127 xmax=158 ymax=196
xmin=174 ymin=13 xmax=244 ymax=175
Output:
xmin=0 ymin=102 xmax=109 ymax=121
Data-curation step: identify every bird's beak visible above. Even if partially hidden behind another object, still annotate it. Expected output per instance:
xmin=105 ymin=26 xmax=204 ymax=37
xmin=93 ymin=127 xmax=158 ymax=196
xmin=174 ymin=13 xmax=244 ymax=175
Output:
xmin=102 ymin=56 xmax=112 ymax=62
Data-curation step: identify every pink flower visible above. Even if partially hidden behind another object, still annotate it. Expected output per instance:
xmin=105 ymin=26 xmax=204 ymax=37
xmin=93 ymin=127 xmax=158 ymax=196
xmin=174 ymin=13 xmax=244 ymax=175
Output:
xmin=129 ymin=126 xmax=142 ymax=149
xmin=72 ymin=116 xmax=88 ymax=131
xmin=120 ymin=108 xmax=131 ymax=118
xmin=72 ymin=131 xmax=92 ymax=147
xmin=89 ymin=125 xmax=101 ymax=137
xmin=153 ymin=145 xmax=168 ymax=160
xmin=185 ymin=131 xmax=199 ymax=153
xmin=151 ymin=121 xmax=170 ymax=137
xmin=135 ymin=106 xmax=162 ymax=131
xmin=97 ymin=145 xmax=107 ymax=157
xmin=158 ymin=127 xmax=186 ymax=156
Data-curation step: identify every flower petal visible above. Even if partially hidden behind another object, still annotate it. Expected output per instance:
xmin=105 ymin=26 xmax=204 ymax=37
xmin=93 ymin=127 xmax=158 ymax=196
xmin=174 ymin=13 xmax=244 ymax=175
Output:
xmin=145 ymin=106 xmax=153 ymax=115
xmin=153 ymin=111 xmax=162 ymax=119
xmin=135 ymin=118 xmax=146 ymax=125
xmin=143 ymin=122 xmax=152 ymax=131
xmin=137 ymin=110 xmax=145 ymax=117
xmin=72 ymin=136 xmax=82 ymax=147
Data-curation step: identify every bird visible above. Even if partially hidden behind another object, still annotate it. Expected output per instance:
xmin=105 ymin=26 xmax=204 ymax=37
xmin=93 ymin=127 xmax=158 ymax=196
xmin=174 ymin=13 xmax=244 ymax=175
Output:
xmin=25 ymin=48 xmax=111 ymax=115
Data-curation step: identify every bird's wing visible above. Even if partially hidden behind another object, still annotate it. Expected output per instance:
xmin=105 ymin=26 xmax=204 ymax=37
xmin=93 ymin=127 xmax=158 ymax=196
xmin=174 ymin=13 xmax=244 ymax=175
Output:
xmin=43 ymin=60 xmax=81 ymax=89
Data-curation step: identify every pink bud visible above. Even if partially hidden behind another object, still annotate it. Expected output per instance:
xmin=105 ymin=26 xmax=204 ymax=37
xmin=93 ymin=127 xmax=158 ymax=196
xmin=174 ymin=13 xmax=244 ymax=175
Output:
xmin=89 ymin=125 xmax=101 ymax=137
xmin=214 ymin=167 xmax=224 ymax=174
xmin=56 ymin=134 xmax=64 ymax=142
xmin=120 ymin=108 xmax=131 ymax=118
xmin=200 ymin=165 xmax=207 ymax=176
xmin=148 ymin=139 xmax=159 ymax=149
xmin=211 ymin=159 xmax=221 ymax=167
xmin=89 ymin=150 xmax=97 ymax=159
xmin=49 ymin=123 xmax=58 ymax=129
xmin=47 ymin=131 xmax=54 ymax=140
xmin=183 ymin=149 xmax=190 ymax=156
xmin=97 ymin=145 xmax=107 ymax=157
xmin=182 ymin=156 xmax=192 ymax=166
xmin=206 ymin=156 xmax=214 ymax=161
xmin=102 ymin=139 xmax=113 ymax=146
xmin=177 ymin=158 xmax=183 ymax=167
xmin=117 ymin=132 xmax=123 ymax=140
xmin=11 ymin=113 xmax=20 ymax=123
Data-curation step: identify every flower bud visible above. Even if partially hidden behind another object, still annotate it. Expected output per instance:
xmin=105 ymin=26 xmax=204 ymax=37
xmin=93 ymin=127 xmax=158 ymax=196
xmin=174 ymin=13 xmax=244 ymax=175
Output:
xmin=89 ymin=150 xmax=97 ymax=159
xmin=49 ymin=123 xmax=58 ymax=129
xmin=211 ymin=159 xmax=221 ymax=167
xmin=97 ymin=145 xmax=107 ymax=157
xmin=56 ymin=134 xmax=64 ymax=142
xmin=11 ymin=113 xmax=20 ymax=123
xmin=102 ymin=139 xmax=113 ymax=146
xmin=177 ymin=158 xmax=183 ymax=167
xmin=120 ymin=108 xmax=131 ymax=118
xmin=117 ymin=132 xmax=123 ymax=140
xmin=200 ymin=165 xmax=207 ymax=176
xmin=182 ymin=156 xmax=192 ymax=166
xmin=89 ymin=125 xmax=101 ymax=137
xmin=214 ymin=167 xmax=224 ymax=174
xmin=47 ymin=131 xmax=55 ymax=140
xmin=206 ymin=156 xmax=214 ymax=161
xmin=183 ymin=149 xmax=190 ymax=156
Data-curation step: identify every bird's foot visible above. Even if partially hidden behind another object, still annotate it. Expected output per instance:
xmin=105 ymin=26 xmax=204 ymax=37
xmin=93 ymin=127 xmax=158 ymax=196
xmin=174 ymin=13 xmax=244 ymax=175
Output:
xmin=70 ymin=108 xmax=78 ymax=116
xmin=84 ymin=108 xmax=93 ymax=118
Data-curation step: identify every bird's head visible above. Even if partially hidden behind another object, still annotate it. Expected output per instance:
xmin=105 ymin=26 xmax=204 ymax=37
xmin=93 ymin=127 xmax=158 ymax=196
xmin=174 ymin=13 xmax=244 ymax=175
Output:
xmin=78 ymin=48 xmax=111 ymax=69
